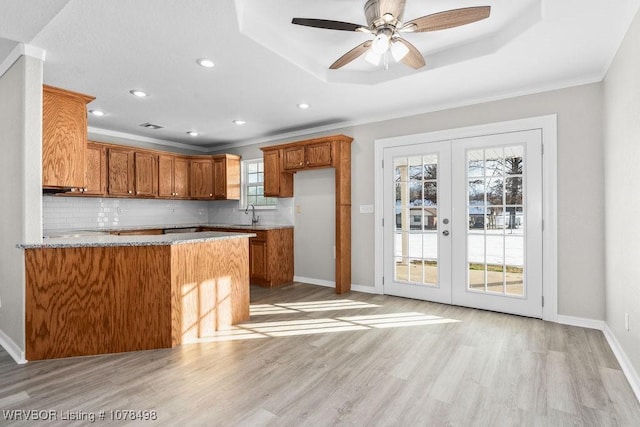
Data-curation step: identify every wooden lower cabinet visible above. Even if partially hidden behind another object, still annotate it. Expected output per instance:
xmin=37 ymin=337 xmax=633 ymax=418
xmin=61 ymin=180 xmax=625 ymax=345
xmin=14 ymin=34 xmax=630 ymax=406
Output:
xmin=203 ymin=227 xmax=293 ymax=287
xmin=25 ymin=237 xmax=250 ymax=360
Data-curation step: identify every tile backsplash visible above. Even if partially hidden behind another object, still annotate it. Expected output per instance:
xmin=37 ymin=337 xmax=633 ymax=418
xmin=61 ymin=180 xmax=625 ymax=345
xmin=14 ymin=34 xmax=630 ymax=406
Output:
xmin=42 ymin=196 xmax=294 ymax=233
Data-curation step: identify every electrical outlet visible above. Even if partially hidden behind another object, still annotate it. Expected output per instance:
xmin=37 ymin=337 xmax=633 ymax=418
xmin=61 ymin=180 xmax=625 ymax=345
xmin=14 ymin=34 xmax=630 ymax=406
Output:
xmin=359 ymin=204 xmax=374 ymax=214
xmin=625 ymin=312 xmax=630 ymax=331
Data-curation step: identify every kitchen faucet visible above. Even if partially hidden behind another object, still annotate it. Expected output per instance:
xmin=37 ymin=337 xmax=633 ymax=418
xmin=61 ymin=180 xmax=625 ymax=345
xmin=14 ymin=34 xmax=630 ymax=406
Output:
xmin=245 ymin=203 xmax=260 ymax=226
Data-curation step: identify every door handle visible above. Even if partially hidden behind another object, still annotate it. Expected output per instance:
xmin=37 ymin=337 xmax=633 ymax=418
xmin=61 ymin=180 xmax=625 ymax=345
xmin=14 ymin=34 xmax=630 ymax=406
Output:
xmin=442 ymin=230 xmax=450 ymax=236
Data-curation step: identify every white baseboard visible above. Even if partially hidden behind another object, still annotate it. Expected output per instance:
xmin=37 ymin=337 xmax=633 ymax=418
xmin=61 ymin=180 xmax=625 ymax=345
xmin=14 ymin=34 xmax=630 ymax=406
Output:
xmin=0 ymin=328 xmax=27 ymax=364
xmin=293 ymin=276 xmax=379 ymax=295
xmin=603 ymin=323 xmax=640 ymax=403
xmin=556 ymin=315 xmax=605 ymax=331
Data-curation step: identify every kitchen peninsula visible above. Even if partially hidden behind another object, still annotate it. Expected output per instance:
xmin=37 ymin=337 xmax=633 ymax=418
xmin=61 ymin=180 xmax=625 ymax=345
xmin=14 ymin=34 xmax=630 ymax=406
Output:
xmin=19 ymin=231 xmax=252 ymax=361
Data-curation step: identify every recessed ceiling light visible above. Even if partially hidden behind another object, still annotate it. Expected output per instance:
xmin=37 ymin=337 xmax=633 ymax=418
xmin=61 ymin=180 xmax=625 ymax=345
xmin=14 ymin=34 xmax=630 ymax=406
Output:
xmin=297 ymin=103 xmax=310 ymax=109
xmin=89 ymin=109 xmax=105 ymax=116
xmin=187 ymin=131 xmax=199 ymax=137
xmin=196 ymin=58 xmax=215 ymax=68
xmin=129 ymin=89 xmax=148 ymax=97
xmin=233 ymin=120 xmax=246 ymax=125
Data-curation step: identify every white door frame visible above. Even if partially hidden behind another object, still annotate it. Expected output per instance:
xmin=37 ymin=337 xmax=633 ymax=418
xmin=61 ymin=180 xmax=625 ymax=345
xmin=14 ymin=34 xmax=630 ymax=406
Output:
xmin=374 ymin=115 xmax=558 ymax=322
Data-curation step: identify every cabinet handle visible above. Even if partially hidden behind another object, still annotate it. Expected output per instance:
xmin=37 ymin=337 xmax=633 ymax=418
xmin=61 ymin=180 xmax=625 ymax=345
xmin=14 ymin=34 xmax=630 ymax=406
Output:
xmin=128 ymin=190 xmax=132 ymax=194
xmin=209 ymin=193 xmax=213 ymax=197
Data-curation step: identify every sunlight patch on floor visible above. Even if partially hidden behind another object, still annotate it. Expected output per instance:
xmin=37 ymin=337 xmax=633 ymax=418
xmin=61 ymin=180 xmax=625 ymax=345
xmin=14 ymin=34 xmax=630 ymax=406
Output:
xmin=250 ymin=299 xmax=380 ymax=316
xmin=191 ymin=303 xmax=461 ymax=343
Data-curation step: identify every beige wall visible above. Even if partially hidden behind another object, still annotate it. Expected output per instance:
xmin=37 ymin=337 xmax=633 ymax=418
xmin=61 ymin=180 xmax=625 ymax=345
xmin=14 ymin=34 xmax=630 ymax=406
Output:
xmin=222 ymin=82 xmax=605 ymax=321
xmin=0 ymin=54 xmax=43 ymax=361
xmin=604 ymin=9 xmax=640 ymax=377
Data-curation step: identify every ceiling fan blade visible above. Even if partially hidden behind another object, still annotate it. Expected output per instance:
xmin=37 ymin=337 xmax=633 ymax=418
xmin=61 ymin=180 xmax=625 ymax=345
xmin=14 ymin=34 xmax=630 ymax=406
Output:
xmin=396 ymin=38 xmax=425 ymax=69
xmin=403 ymin=6 xmax=491 ymax=33
xmin=292 ymin=18 xmax=366 ymax=32
xmin=330 ymin=41 xmax=373 ymax=69
xmin=379 ymin=0 xmax=407 ymax=20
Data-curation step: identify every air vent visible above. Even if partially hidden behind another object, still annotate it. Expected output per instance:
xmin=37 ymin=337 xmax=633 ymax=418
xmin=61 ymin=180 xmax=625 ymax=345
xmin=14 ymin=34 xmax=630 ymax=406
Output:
xmin=139 ymin=122 xmax=164 ymax=130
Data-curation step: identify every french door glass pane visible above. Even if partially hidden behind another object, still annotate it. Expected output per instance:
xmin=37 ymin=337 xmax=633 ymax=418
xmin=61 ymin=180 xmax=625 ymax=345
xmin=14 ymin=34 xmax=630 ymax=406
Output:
xmin=393 ymin=154 xmax=439 ymax=287
xmin=466 ymin=145 xmax=525 ymax=297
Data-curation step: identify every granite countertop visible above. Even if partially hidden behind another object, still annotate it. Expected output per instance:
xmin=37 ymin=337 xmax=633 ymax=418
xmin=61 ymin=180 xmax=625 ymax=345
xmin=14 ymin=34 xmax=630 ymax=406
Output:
xmin=41 ymin=223 xmax=292 ymax=237
xmin=18 ymin=231 xmax=256 ymax=249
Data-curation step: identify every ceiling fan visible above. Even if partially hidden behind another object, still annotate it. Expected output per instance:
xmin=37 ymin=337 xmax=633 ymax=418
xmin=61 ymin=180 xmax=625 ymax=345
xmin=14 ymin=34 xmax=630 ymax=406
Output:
xmin=292 ymin=0 xmax=491 ymax=70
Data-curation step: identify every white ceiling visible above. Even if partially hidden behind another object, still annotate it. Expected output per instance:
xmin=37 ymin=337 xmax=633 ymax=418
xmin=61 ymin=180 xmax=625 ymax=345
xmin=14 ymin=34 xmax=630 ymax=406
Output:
xmin=1 ymin=0 xmax=639 ymax=150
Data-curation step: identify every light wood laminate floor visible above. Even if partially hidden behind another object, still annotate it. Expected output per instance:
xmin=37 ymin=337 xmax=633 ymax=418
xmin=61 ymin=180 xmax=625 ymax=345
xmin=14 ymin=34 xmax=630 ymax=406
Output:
xmin=1 ymin=283 xmax=639 ymax=426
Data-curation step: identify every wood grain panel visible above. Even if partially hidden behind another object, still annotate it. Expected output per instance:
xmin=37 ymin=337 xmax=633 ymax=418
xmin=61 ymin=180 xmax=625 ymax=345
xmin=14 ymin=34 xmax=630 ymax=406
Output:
xmin=305 ymin=141 xmax=332 ymax=168
xmin=111 ymin=246 xmax=172 ymax=352
xmin=26 ymin=247 xmax=113 ymax=360
xmin=158 ymin=155 xmax=175 ymax=197
xmin=189 ymin=158 xmax=213 ymax=199
xmin=170 ymin=239 xmax=250 ymax=345
xmin=212 ymin=155 xmax=241 ymax=200
xmin=335 ymin=138 xmax=352 ymax=293
xmin=84 ymin=142 xmax=106 ymax=195
xmin=173 ymin=157 xmax=189 ymax=198
xmin=263 ymin=149 xmax=294 ymax=197
xmin=283 ymin=146 xmax=305 ymax=170
xmin=108 ymin=148 xmax=134 ymax=196
xmin=268 ymin=228 xmax=295 ymax=286
xmin=134 ymin=152 xmax=157 ymax=197
xmin=42 ymin=85 xmax=94 ymax=189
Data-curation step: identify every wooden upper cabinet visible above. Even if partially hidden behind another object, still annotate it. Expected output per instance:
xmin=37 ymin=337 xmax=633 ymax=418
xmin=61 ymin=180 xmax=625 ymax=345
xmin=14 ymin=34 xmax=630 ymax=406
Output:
xmin=173 ymin=157 xmax=189 ymax=199
xmin=282 ymin=146 xmax=305 ymax=171
xmin=305 ymin=141 xmax=332 ymax=168
xmin=189 ymin=157 xmax=214 ymax=199
xmin=83 ymin=142 xmax=107 ymax=196
xmin=42 ymin=85 xmax=95 ymax=189
xmin=134 ymin=152 xmax=157 ymax=197
xmin=158 ymin=155 xmax=189 ymax=199
xmin=213 ymin=154 xmax=241 ymax=200
xmin=108 ymin=148 xmax=135 ymax=196
xmin=282 ymin=141 xmax=332 ymax=171
xmin=158 ymin=155 xmax=174 ymax=198
xmin=263 ymin=148 xmax=293 ymax=198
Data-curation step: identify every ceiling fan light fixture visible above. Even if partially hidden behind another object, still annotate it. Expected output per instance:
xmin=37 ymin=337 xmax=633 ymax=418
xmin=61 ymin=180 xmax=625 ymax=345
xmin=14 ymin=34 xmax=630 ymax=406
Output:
xmin=371 ymin=33 xmax=390 ymax=55
xmin=365 ymin=50 xmax=382 ymax=66
xmin=390 ymin=40 xmax=409 ymax=62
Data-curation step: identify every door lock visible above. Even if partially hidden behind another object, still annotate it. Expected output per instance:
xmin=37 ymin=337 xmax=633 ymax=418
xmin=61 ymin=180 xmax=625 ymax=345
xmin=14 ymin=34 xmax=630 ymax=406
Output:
xmin=442 ymin=230 xmax=450 ymax=236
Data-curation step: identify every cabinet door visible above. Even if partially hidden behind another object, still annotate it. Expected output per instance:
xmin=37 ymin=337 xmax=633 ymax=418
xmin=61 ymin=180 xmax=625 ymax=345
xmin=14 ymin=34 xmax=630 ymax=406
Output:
xmin=263 ymin=150 xmax=281 ymax=197
xmin=249 ymin=239 xmax=268 ymax=280
xmin=42 ymin=87 xmax=91 ymax=188
xmin=305 ymin=141 xmax=332 ymax=168
xmin=173 ymin=157 xmax=189 ymax=199
xmin=84 ymin=142 xmax=106 ymax=195
xmin=283 ymin=146 xmax=305 ymax=171
xmin=191 ymin=158 xmax=213 ymax=199
xmin=135 ymin=152 xmax=157 ymax=197
xmin=157 ymin=155 xmax=175 ymax=198
xmin=108 ymin=148 xmax=135 ymax=196
xmin=213 ymin=157 xmax=227 ymax=199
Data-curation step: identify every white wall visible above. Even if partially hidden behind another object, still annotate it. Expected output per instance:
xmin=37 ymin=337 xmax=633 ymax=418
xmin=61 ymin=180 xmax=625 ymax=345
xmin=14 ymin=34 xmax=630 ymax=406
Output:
xmin=0 ymin=53 xmax=43 ymax=362
xmin=604 ymin=8 xmax=640 ymax=381
xmin=222 ymin=82 xmax=605 ymax=321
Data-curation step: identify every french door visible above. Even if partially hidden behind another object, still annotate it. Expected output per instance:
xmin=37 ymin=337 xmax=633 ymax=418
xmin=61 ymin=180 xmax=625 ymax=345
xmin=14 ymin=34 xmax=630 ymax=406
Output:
xmin=383 ymin=130 xmax=543 ymax=318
